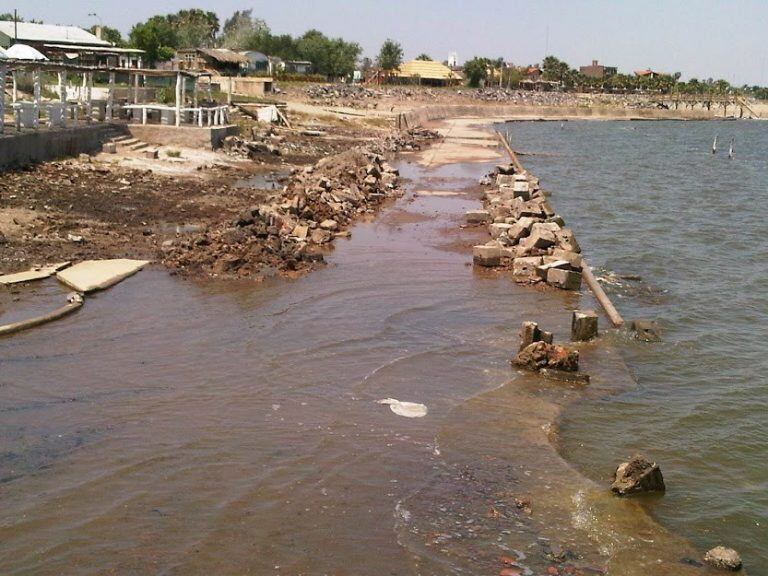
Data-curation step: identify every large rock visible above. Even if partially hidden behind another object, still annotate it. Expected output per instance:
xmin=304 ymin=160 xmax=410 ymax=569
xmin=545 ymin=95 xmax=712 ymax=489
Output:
xmin=473 ymin=244 xmax=501 ymax=267
xmin=631 ymin=319 xmax=663 ymax=342
xmin=611 ymin=455 xmax=665 ymax=495
xmin=512 ymin=342 xmax=579 ymax=372
xmin=555 ymin=228 xmax=581 ymax=253
xmin=571 ymin=310 xmax=599 ymax=341
xmin=547 ymin=268 xmax=582 ymax=291
xmin=703 ymin=547 xmax=742 ymax=571
xmin=513 ymin=256 xmax=543 ymax=277
xmin=466 ymin=209 xmax=491 ymax=224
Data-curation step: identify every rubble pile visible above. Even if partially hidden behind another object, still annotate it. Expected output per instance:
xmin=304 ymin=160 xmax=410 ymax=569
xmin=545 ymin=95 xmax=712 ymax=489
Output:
xmin=305 ymin=84 xmax=384 ymax=108
xmin=471 ymin=163 xmax=584 ymax=292
xmin=510 ymin=320 xmax=588 ymax=383
xmin=163 ymin=147 xmax=401 ymax=279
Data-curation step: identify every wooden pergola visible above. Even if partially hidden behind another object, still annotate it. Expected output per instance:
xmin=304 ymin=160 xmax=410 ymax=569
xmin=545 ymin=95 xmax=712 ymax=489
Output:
xmin=0 ymin=60 xmax=231 ymax=134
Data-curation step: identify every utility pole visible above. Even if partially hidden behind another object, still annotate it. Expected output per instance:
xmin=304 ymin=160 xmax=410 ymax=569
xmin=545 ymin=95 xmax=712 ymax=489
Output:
xmin=13 ymin=9 xmax=18 ymax=44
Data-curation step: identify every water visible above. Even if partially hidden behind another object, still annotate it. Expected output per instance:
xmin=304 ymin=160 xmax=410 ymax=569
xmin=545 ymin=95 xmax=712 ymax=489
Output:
xmin=505 ymin=119 xmax=768 ymax=574
xmin=0 ymin=131 xmax=747 ymax=575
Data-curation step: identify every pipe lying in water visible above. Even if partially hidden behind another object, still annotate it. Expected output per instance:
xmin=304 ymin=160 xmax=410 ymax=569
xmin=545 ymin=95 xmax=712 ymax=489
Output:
xmin=0 ymin=293 xmax=84 ymax=337
xmin=495 ymin=131 xmax=625 ymax=328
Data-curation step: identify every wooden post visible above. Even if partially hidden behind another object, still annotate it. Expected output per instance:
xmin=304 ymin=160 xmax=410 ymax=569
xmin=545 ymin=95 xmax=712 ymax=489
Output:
xmin=227 ymin=76 xmax=232 ymax=105
xmin=32 ymin=68 xmax=41 ymax=129
xmin=207 ymin=76 xmax=212 ymax=101
xmin=12 ymin=71 xmax=17 ymax=103
xmin=0 ymin=65 xmax=5 ymax=134
xmin=142 ymin=106 xmax=147 ymax=125
xmin=181 ymin=75 xmax=187 ymax=124
xmin=134 ymin=72 xmax=140 ymax=104
xmin=192 ymin=77 xmax=198 ymax=108
xmin=175 ymin=72 xmax=182 ymax=127
xmin=106 ymin=71 xmax=115 ymax=120
xmin=85 ymin=72 xmax=93 ymax=123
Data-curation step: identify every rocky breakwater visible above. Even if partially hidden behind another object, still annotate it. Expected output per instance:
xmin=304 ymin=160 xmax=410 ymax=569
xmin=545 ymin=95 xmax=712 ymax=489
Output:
xmin=471 ymin=164 xmax=583 ymax=291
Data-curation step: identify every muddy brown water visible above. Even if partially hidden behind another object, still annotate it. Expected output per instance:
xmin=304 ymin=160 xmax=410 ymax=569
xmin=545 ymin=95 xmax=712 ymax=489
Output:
xmin=1 ymin=154 xmax=716 ymax=575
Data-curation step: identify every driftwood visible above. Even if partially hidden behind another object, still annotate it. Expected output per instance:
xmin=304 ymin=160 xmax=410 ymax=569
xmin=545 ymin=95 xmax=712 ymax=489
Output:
xmin=0 ymin=293 xmax=83 ymax=337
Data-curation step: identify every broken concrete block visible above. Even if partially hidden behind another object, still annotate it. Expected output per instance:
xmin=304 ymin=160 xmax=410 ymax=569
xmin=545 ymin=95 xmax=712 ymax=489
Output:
xmin=319 ymin=219 xmax=338 ymax=231
xmin=703 ymin=547 xmax=742 ymax=572
xmin=496 ymin=174 xmax=515 ymax=186
xmin=520 ymin=321 xmax=542 ymax=351
xmin=103 ymin=142 xmax=117 ymax=154
xmin=292 ymin=224 xmax=309 ymax=240
xmin=571 ymin=310 xmax=599 ymax=341
xmin=143 ymin=149 xmax=159 ymax=159
xmin=555 ymin=228 xmax=581 ymax=253
xmin=519 ymin=227 xmax=556 ymax=251
xmin=513 ymin=342 xmax=579 ymax=372
xmin=552 ymin=248 xmax=583 ymax=270
xmin=536 ymin=259 xmax=570 ymax=280
xmin=465 ymin=209 xmax=491 ymax=224
xmin=532 ymin=221 xmax=561 ymax=234
xmin=489 ymin=222 xmax=514 ymax=239
xmin=473 ymin=244 xmax=501 ymax=267
xmin=546 ymin=268 xmax=582 ymax=291
xmin=513 ymin=256 xmax=543 ymax=277
xmin=611 ymin=455 xmax=665 ymax=496
xmin=631 ymin=319 xmax=662 ymax=342
xmin=310 ymin=229 xmax=333 ymax=244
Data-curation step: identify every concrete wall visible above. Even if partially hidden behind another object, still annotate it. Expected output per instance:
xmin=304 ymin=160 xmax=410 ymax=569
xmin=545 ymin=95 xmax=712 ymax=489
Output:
xmin=211 ymin=76 xmax=273 ymax=98
xmin=400 ymin=104 xmax=717 ymax=127
xmin=0 ymin=124 xmax=112 ymax=170
xmin=127 ymin=124 xmax=239 ymax=150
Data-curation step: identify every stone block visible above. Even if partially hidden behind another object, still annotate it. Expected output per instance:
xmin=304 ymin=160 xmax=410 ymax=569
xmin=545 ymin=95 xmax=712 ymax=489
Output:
xmin=536 ymin=259 xmax=570 ymax=280
xmin=555 ymin=228 xmax=581 ymax=253
xmin=103 ymin=142 xmax=117 ymax=154
xmin=143 ymin=149 xmax=159 ymax=159
xmin=513 ymin=256 xmax=542 ymax=277
xmin=465 ymin=209 xmax=491 ymax=224
xmin=546 ymin=268 xmax=582 ymax=291
xmin=473 ymin=244 xmax=501 ymax=267
xmin=496 ymin=174 xmax=515 ymax=186
xmin=489 ymin=222 xmax=514 ymax=239
xmin=571 ymin=310 xmax=598 ymax=341
xmin=552 ymin=248 xmax=583 ymax=270
xmin=519 ymin=227 xmax=556 ymax=251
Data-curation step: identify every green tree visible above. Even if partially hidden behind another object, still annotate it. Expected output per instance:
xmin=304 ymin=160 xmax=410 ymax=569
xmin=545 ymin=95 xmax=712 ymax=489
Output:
xmin=169 ymin=9 xmax=219 ymax=48
xmin=89 ymin=25 xmax=124 ymax=46
xmin=295 ymin=29 xmax=360 ymax=78
xmin=129 ymin=16 xmax=178 ymax=65
xmin=220 ymin=9 xmax=268 ymax=50
xmin=415 ymin=53 xmax=432 ymax=61
xmin=463 ymin=57 xmax=491 ymax=87
xmin=377 ymin=38 xmax=403 ymax=70
xmin=542 ymin=55 xmax=574 ymax=88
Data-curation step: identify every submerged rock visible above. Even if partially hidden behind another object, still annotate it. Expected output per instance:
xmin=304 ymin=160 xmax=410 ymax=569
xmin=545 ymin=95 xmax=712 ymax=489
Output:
xmin=611 ymin=454 xmax=665 ymax=495
xmin=703 ymin=546 xmax=742 ymax=571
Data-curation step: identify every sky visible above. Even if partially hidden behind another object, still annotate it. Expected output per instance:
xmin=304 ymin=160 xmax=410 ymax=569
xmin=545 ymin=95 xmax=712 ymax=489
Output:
xmin=5 ymin=0 xmax=768 ymax=86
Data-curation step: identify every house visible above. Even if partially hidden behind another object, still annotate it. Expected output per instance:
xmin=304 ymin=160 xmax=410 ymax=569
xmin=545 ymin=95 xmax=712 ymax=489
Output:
xmin=0 ymin=21 xmax=144 ymax=67
xmin=240 ymin=50 xmax=270 ymax=74
xmin=525 ymin=66 xmax=543 ymax=81
xmin=395 ymin=59 xmax=462 ymax=86
xmin=579 ymin=60 xmax=617 ymax=79
xmin=284 ymin=60 xmax=312 ymax=74
xmin=634 ymin=68 xmax=663 ymax=79
xmin=175 ymin=48 xmax=249 ymax=75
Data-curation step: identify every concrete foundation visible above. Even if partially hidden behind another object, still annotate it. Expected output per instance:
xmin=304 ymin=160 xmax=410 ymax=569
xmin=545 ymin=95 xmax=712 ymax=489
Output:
xmin=127 ymin=124 xmax=239 ymax=150
xmin=0 ymin=124 xmax=113 ymax=170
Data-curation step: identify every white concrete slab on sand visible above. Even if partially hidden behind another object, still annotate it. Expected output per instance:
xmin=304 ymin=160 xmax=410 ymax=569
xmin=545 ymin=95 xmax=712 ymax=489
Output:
xmin=56 ymin=259 xmax=150 ymax=293
xmin=0 ymin=262 xmax=71 ymax=285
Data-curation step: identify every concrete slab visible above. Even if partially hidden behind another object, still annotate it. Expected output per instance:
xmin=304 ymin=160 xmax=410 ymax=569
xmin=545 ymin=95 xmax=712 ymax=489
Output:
xmin=0 ymin=262 xmax=71 ymax=285
xmin=56 ymin=259 xmax=150 ymax=293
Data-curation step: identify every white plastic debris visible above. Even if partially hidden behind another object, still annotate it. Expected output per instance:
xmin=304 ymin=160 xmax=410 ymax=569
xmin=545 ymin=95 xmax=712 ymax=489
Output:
xmin=377 ymin=398 xmax=428 ymax=418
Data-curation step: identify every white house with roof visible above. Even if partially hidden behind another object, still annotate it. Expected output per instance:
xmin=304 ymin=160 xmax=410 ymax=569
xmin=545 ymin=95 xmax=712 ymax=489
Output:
xmin=0 ymin=21 xmax=144 ymax=67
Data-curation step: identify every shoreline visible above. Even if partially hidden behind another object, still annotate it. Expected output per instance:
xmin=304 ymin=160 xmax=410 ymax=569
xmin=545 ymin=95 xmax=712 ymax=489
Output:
xmin=420 ymin=116 xmax=726 ymax=574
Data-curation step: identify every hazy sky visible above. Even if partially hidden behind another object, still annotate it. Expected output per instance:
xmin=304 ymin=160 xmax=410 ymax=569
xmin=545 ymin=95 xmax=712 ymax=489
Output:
xmin=6 ymin=0 xmax=768 ymax=86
